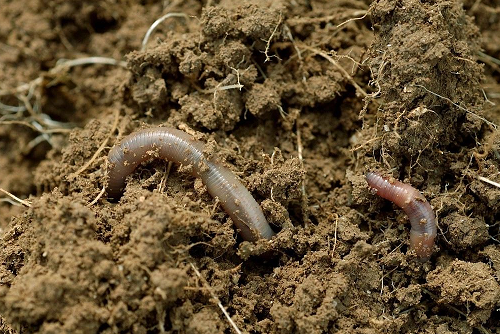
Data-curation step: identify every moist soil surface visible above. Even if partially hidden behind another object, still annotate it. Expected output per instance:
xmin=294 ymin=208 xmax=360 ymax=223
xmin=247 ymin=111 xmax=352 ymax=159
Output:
xmin=1 ymin=0 xmax=500 ymax=333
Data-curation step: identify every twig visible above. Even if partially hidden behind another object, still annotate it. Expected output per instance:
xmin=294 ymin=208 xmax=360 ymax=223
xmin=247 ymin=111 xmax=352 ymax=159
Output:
xmin=0 ymin=188 xmax=31 ymax=207
xmin=141 ymin=12 xmax=189 ymax=51
xmin=189 ymin=262 xmax=242 ymax=334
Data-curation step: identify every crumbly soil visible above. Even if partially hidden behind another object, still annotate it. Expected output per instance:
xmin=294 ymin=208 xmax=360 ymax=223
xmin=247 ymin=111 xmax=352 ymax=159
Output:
xmin=1 ymin=0 xmax=500 ymax=333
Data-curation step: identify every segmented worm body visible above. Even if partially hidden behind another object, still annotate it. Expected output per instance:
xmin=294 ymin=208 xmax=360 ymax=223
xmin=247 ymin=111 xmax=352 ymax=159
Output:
xmin=366 ymin=172 xmax=437 ymax=261
xmin=107 ymin=127 xmax=275 ymax=241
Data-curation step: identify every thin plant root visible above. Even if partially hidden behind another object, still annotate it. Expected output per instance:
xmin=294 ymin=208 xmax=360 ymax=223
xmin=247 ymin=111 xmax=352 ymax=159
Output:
xmin=331 ymin=214 xmax=339 ymax=259
xmin=0 ymin=56 xmax=127 ymax=152
xmin=68 ymin=108 xmax=120 ymax=180
xmin=477 ymin=175 xmax=500 ymax=189
xmin=88 ymin=185 xmax=106 ymax=206
xmin=336 ymin=11 xmax=369 ymax=29
xmin=296 ymin=126 xmax=309 ymax=226
xmin=350 ymin=135 xmax=382 ymax=152
xmin=55 ymin=57 xmax=127 ymax=68
xmin=263 ymin=12 xmax=282 ymax=63
xmin=0 ymin=120 xmax=72 ymax=134
xmin=283 ymin=24 xmax=302 ymax=60
xmin=477 ymin=51 xmax=500 ymax=72
xmin=141 ymin=12 xmax=189 ymax=51
xmin=189 ymin=262 xmax=243 ymax=334
xmin=0 ymin=188 xmax=31 ymax=207
xmin=286 ymin=8 xmax=368 ymax=26
xmin=413 ymin=84 xmax=497 ymax=129
xmin=422 ymin=288 xmax=492 ymax=334
xmin=298 ymin=43 xmax=368 ymax=98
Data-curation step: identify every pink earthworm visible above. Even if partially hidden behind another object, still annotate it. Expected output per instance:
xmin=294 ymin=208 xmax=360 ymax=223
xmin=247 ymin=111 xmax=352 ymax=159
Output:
xmin=366 ymin=171 xmax=437 ymax=261
xmin=107 ymin=127 xmax=275 ymax=241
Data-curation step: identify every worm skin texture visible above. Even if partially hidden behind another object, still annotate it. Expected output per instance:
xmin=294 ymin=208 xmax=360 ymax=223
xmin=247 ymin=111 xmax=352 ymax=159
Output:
xmin=107 ymin=127 xmax=275 ymax=241
xmin=366 ymin=171 xmax=437 ymax=261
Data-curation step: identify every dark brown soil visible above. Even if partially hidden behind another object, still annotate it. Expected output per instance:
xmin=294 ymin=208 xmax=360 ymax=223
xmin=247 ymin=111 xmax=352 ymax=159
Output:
xmin=1 ymin=0 xmax=500 ymax=333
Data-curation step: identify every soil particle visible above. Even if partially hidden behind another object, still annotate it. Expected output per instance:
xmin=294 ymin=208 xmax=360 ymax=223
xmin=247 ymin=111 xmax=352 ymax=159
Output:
xmin=481 ymin=245 xmax=500 ymax=279
xmin=427 ymin=260 xmax=500 ymax=326
xmin=2 ymin=0 xmax=500 ymax=333
xmin=441 ymin=212 xmax=489 ymax=252
xmin=245 ymin=79 xmax=281 ymax=118
xmin=366 ymin=0 xmax=485 ymax=172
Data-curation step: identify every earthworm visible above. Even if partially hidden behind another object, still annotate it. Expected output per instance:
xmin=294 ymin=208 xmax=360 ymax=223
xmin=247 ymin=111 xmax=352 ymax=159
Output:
xmin=366 ymin=171 xmax=437 ymax=261
xmin=107 ymin=127 xmax=275 ymax=241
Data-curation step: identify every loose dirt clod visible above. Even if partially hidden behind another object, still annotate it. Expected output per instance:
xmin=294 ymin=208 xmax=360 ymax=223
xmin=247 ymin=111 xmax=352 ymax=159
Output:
xmin=1 ymin=0 xmax=500 ymax=333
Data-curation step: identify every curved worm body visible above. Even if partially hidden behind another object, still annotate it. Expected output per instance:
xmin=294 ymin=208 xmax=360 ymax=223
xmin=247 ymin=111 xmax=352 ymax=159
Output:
xmin=107 ymin=127 xmax=275 ymax=241
xmin=366 ymin=172 xmax=437 ymax=261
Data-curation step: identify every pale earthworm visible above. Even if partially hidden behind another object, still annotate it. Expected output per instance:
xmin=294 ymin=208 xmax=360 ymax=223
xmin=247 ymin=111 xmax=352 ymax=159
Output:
xmin=107 ymin=127 xmax=275 ymax=241
xmin=366 ymin=171 xmax=437 ymax=261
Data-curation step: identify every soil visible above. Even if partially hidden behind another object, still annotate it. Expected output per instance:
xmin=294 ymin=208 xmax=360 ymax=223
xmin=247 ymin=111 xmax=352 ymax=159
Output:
xmin=1 ymin=0 xmax=500 ymax=333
